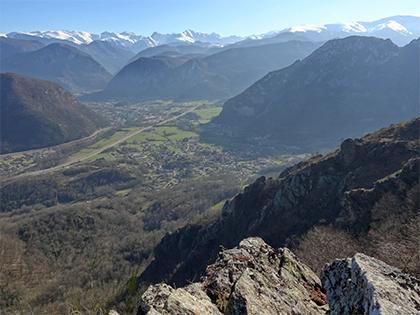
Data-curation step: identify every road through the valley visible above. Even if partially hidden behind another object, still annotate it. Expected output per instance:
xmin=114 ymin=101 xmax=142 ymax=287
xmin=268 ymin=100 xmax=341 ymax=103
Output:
xmin=0 ymin=127 xmax=110 ymax=159
xmin=2 ymin=104 xmax=202 ymax=181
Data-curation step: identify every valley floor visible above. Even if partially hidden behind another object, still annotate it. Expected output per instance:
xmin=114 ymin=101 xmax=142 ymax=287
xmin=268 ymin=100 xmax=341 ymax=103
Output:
xmin=0 ymin=100 xmax=308 ymax=314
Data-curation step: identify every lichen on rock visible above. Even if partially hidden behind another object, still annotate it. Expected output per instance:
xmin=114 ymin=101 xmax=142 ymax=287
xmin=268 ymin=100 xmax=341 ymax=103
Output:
xmin=138 ymin=237 xmax=420 ymax=315
xmin=322 ymin=253 xmax=420 ymax=315
xmin=138 ymin=237 xmax=328 ymax=314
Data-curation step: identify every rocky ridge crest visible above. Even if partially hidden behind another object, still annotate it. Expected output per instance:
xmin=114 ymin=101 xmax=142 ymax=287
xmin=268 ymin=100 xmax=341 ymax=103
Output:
xmin=138 ymin=118 xmax=419 ymax=287
xmin=139 ymin=237 xmax=327 ymax=315
xmin=138 ymin=237 xmax=420 ymax=315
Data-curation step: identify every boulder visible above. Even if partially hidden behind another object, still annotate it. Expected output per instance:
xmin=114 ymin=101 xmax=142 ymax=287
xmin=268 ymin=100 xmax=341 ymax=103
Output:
xmin=139 ymin=283 xmax=221 ymax=315
xmin=139 ymin=237 xmax=328 ymax=314
xmin=322 ymin=253 xmax=420 ymax=315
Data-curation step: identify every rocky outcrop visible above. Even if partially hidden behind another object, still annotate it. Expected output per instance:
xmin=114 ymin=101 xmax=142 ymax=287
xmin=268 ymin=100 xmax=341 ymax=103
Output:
xmin=140 ymin=283 xmax=221 ymax=315
xmin=138 ymin=118 xmax=419 ymax=287
xmin=322 ymin=253 xmax=420 ymax=315
xmin=139 ymin=237 xmax=328 ymax=314
xmin=139 ymin=238 xmax=420 ymax=315
xmin=337 ymin=156 xmax=420 ymax=233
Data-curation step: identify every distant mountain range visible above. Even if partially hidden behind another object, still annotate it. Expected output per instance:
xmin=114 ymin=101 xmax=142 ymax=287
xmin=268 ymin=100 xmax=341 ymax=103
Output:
xmin=3 ymin=15 xmax=419 ymax=53
xmin=228 ymin=15 xmax=420 ymax=49
xmin=131 ymin=42 xmax=219 ymax=60
xmin=1 ymin=15 xmax=419 ymax=98
xmin=0 ymin=73 xmax=105 ymax=153
xmin=204 ymin=36 xmax=419 ymax=152
xmin=1 ymin=43 xmax=112 ymax=92
xmin=270 ymin=15 xmax=420 ymax=46
xmin=0 ymin=37 xmax=45 ymax=60
xmin=4 ymin=29 xmax=242 ymax=52
xmin=79 ymin=40 xmax=135 ymax=74
xmin=85 ymin=40 xmax=320 ymax=101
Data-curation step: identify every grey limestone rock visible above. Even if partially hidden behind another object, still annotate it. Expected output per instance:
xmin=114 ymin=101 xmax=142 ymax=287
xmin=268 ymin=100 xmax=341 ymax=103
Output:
xmin=322 ymin=253 xmax=420 ymax=315
xmin=139 ymin=237 xmax=328 ymax=314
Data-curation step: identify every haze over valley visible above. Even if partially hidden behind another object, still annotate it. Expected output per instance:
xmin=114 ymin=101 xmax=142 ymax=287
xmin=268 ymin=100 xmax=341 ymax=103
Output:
xmin=1 ymin=2 xmax=419 ymax=314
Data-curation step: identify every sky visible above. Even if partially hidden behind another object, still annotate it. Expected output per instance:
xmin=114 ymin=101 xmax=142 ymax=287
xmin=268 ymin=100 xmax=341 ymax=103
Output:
xmin=1 ymin=0 xmax=419 ymax=36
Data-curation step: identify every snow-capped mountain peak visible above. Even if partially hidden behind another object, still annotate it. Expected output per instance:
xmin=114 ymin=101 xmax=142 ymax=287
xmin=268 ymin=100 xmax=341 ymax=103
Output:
xmin=3 ymin=15 xmax=419 ymax=52
xmin=177 ymin=30 xmax=196 ymax=43
xmin=5 ymin=29 xmax=242 ymax=49
xmin=254 ymin=15 xmax=420 ymax=45
xmin=99 ymin=32 xmax=142 ymax=46
xmin=288 ymin=24 xmax=326 ymax=33
xmin=373 ymin=20 xmax=410 ymax=34
xmin=341 ymin=22 xmax=367 ymax=33
xmin=280 ymin=15 xmax=417 ymax=37
xmin=12 ymin=30 xmax=97 ymax=45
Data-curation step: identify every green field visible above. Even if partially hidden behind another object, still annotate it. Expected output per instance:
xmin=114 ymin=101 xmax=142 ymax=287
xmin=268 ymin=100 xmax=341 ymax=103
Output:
xmin=66 ymin=103 xmax=220 ymax=163
xmin=193 ymin=106 xmax=223 ymax=124
xmin=67 ymin=128 xmax=136 ymax=161
xmin=156 ymin=126 xmax=198 ymax=141
xmin=210 ymin=199 xmax=226 ymax=211
xmin=126 ymin=126 xmax=197 ymax=146
xmin=67 ymin=124 xmax=200 ymax=162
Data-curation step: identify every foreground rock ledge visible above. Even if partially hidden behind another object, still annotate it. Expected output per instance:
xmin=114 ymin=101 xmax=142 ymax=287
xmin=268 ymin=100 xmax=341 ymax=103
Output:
xmin=138 ymin=237 xmax=327 ymax=314
xmin=322 ymin=253 xmax=420 ymax=315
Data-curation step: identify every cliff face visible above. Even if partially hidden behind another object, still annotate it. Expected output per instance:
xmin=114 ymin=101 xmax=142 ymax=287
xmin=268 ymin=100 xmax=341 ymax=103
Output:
xmin=138 ymin=118 xmax=419 ymax=287
xmin=138 ymin=238 xmax=420 ymax=315
xmin=139 ymin=237 xmax=328 ymax=315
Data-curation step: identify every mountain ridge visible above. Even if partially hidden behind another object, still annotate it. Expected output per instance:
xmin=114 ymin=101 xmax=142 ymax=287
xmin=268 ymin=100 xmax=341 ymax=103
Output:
xmin=5 ymin=29 xmax=243 ymax=53
xmin=205 ymin=36 xmax=419 ymax=152
xmin=135 ymin=237 xmax=420 ymax=315
xmin=86 ymin=40 xmax=320 ymax=101
xmin=1 ymin=43 xmax=112 ymax=92
xmin=4 ymin=15 xmax=419 ymax=54
xmin=0 ymin=72 xmax=105 ymax=153
xmin=136 ymin=117 xmax=420 ymax=288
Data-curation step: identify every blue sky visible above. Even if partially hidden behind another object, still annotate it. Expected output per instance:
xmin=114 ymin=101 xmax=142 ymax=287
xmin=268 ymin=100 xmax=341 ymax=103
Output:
xmin=1 ymin=0 xmax=419 ymax=35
